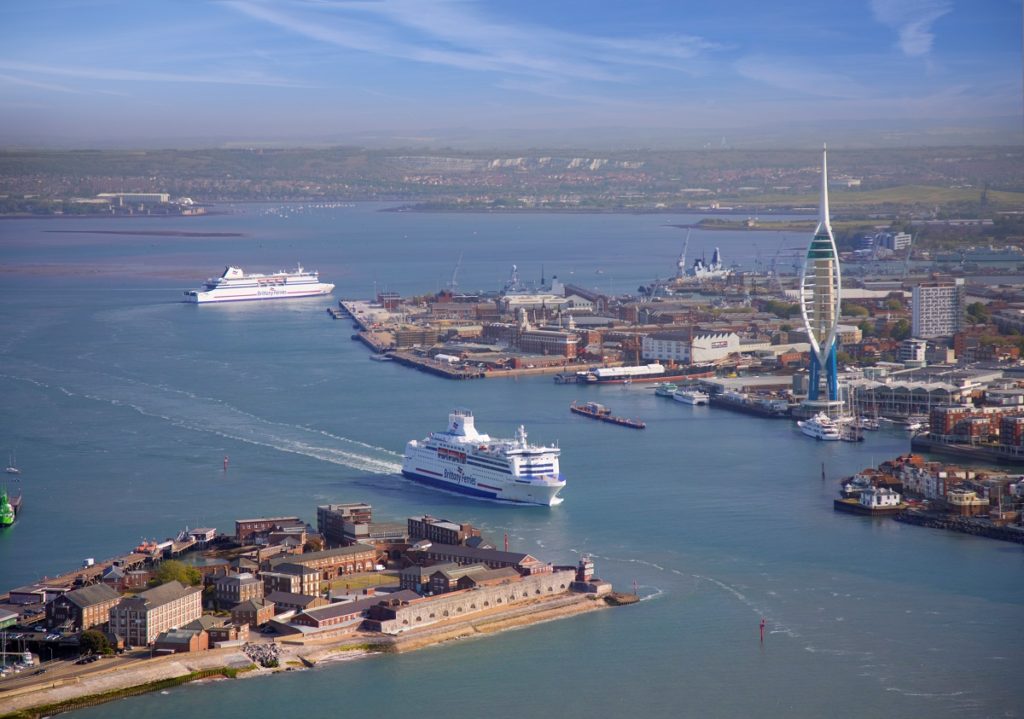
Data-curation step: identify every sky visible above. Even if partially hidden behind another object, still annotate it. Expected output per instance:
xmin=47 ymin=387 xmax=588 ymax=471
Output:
xmin=0 ymin=0 xmax=1020 ymax=147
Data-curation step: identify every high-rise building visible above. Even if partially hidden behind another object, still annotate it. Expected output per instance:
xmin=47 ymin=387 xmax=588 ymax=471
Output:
xmin=799 ymin=147 xmax=842 ymax=402
xmin=912 ymin=279 xmax=965 ymax=338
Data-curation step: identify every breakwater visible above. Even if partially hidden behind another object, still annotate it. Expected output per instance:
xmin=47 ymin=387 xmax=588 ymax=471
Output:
xmin=894 ymin=511 xmax=1024 ymax=544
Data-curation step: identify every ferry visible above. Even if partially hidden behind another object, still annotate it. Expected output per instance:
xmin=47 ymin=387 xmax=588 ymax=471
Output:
xmin=0 ymin=491 xmax=14 ymax=527
xmin=401 ymin=410 xmax=565 ymax=506
xmin=654 ymin=383 xmax=678 ymax=397
xmin=570 ymin=401 xmax=646 ymax=429
xmin=797 ymin=413 xmax=842 ymax=440
xmin=184 ymin=265 xmax=334 ymax=303
xmin=573 ymin=364 xmax=716 ymax=385
xmin=673 ymin=389 xmax=709 ymax=406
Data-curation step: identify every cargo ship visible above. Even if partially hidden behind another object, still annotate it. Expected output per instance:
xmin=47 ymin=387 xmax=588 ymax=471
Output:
xmin=401 ymin=410 xmax=565 ymax=506
xmin=560 ymin=364 xmax=715 ymax=385
xmin=184 ymin=265 xmax=334 ymax=303
xmin=570 ymin=401 xmax=646 ymax=429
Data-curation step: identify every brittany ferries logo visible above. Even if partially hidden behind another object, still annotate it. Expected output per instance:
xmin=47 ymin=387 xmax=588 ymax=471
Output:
xmin=443 ymin=466 xmax=475 ymax=485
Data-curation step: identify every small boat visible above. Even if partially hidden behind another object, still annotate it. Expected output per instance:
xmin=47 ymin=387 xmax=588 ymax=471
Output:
xmin=856 ymin=417 xmax=880 ymax=431
xmin=654 ymin=383 xmax=678 ymax=397
xmin=0 ymin=486 xmax=16 ymax=528
xmin=368 ymin=354 xmax=393 ymax=362
xmin=570 ymin=401 xmax=646 ymax=429
xmin=5 ymin=451 xmax=20 ymax=475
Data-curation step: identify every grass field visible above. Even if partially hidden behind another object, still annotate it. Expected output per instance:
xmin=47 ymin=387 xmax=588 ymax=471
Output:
xmin=325 ymin=571 xmax=399 ymax=593
xmin=719 ymin=185 xmax=1024 ymax=208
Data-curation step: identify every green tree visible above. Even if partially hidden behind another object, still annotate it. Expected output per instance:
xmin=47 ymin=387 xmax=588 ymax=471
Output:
xmin=842 ymin=302 xmax=870 ymax=317
xmin=304 ymin=536 xmax=324 ymax=553
xmin=889 ymin=319 xmax=911 ymax=341
xmin=858 ymin=320 xmax=875 ymax=337
xmin=885 ymin=298 xmax=903 ymax=311
xmin=150 ymin=560 xmax=202 ymax=587
xmin=80 ymin=629 xmax=112 ymax=656
xmin=966 ymin=302 xmax=990 ymax=325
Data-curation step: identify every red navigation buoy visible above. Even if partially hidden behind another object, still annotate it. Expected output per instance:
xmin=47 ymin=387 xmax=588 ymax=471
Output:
xmin=760 ymin=617 xmax=766 ymax=643
xmin=223 ymin=455 xmax=229 ymax=471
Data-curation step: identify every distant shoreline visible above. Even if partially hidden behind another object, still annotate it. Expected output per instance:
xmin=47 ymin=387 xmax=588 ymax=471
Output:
xmin=42 ymin=230 xmax=244 ymax=238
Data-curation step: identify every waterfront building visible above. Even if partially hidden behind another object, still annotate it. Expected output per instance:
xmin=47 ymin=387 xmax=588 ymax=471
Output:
xmin=417 ymin=544 xmax=549 ymax=575
xmin=641 ymin=331 xmax=739 ymax=364
xmin=235 ymin=516 xmax=301 ymax=544
xmin=428 ymin=564 xmax=491 ymax=594
xmin=153 ymin=628 xmax=208 ymax=654
xmin=45 ymin=583 xmax=121 ymax=632
xmin=798 ymin=147 xmax=843 ymax=404
xmin=108 ymin=581 xmax=202 ymax=646
xmin=407 ymin=515 xmax=482 ymax=546
xmin=912 ymin=279 xmax=965 ymax=338
xmin=365 ymin=569 xmax=578 ymax=635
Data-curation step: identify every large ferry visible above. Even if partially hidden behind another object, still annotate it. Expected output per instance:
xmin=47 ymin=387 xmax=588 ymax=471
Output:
xmin=401 ymin=410 xmax=565 ymax=506
xmin=565 ymin=364 xmax=716 ymax=385
xmin=184 ymin=265 xmax=334 ymax=303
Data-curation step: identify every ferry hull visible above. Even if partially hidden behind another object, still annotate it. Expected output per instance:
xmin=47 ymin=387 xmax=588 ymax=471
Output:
xmin=186 ymin=286 xmax=334 ymax=304
xmin=400 ymin=469 xmax=562 ymax=506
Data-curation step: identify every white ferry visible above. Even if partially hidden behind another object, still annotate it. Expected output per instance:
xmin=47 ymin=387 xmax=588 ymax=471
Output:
xmin=401 ymin=410 xmax=565 ymax=506
xmin=798 ymin=413 xmax=842 ymax=440
xmin=673 ymin=389 xmax=709 ymax=406
xmin=184 ymin=265 xmax=334 ymax=303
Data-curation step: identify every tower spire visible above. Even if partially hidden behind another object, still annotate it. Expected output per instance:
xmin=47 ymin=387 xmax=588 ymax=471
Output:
xmin=820 ymin=143 xmax=831 ymax=232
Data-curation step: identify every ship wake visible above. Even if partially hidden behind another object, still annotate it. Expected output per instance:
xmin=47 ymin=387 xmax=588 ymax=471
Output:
xmin=1 ymin=365 xmax=402 ymax=476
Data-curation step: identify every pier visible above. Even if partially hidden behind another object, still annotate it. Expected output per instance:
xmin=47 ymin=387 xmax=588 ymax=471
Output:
xmin=390 ymin=351 xmax=485 ymax=379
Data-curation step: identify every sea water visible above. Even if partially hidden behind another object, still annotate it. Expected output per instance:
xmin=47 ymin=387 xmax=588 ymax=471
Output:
xmin=0 ymin=204 xmax=1020 ymax=718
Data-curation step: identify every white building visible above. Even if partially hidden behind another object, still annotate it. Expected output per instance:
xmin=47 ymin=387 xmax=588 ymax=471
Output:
xmin=898 ymin=338 xmax=928 ymax=366
xmin=912 ymin=279 xmax=964 ymax=339
xmin=642 ymin=331 xmax=739 ymax=364
xmin=859 ymin=486 xmax=901 ymax=509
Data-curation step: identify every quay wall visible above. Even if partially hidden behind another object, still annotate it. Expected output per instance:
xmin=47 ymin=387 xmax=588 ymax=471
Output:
xmin=910 ymin=435 xmax=1024 ymax=466
xmin=373 ymin=569 xmax=578 ymax=634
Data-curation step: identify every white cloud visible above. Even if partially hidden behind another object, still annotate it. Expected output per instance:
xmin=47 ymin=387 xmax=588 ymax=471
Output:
xmin=225 ymin=0 xmax=718 ymax=85
xmin=870 ymin=0 xmax=952 ymax=57
xmin=0 ymin=60 xmax=312 ymax=88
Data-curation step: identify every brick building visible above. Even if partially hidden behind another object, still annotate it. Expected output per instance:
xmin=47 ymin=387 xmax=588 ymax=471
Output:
xmin=46 ymin=584 xmax=121 ymax=632
xmin=108 ymin=581 xmax=203 ymax=646
xmin=407 ymin=515 xmax=481 ymax=546
xmin=153 ymin=628 xmax=208 ymax=654
xmin=235 ymin=517 xmax=301 ymax=544
xmin=268 ymin=545 xmax=377 ymax=581
xmin=214 ymin=572 xmax=263 ymax=608
xmin=231 ymin=598 xmax=275 ymax=628
xmin=317 ymin=503 xmax=373 ymax=545
xmin=264 ymin=591 xmax=328 ymax=615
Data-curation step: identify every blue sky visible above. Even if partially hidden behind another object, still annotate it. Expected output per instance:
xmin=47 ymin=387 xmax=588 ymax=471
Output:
xmin=0 ymin=0 xmax=1019 ymax=146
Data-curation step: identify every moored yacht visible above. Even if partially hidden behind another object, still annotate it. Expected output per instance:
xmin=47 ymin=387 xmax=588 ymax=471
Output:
xmin=798 ymin=412 xmax=842 ymax=440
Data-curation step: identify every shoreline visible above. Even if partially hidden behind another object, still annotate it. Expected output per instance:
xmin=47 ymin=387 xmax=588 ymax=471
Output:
xmin=0 ymin=592 xmax=623 ymax=718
